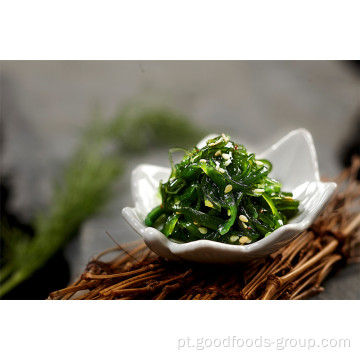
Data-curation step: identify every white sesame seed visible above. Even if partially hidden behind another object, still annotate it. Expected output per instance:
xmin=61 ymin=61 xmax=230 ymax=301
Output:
xmin=218 ymin=167 xmax=225 ymax=173
xmin=254 ymin=188 xmax=265 ymax=194
xmin=200 ymin=159 xmax=207 ymax=163
xmin=239 ymin=236 xmax=250 ymax=244
xmin=193 ymin=221 xmax=198 ymax=225
xmin=209 ymin=139 xmax=222 ymax=147
xmin=239 ymin=215 xmax=248 ymax=223
xmin=214 ymin=150 xmax=222 ymax=157
xmin=199 ymin=227 xmax=208 ymax=234
xmin=230 ymin=235 xmax=239 ymax=242
xmin=242 ymin=222 xmax=248 ymax=229
xmin=222 ymin=133 xmax=229 ymax=142
xmin=224 ymin=184 xmax=233 ymax=193
xmin=255 ymin=160 xmax=263 ymax=166
xmin=224 ymin=159 xmax=232 ymax=167
xmin=222 ymin=153 xmax=231 ymax=160
xmin=205 ymin=199 xmax=214 ymax=208
xmin=227 ymin=209 xmax=231 ymax=216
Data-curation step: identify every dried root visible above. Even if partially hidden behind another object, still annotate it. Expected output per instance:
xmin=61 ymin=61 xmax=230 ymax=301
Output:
xmin=48 ymin=157 xmax=360 ymax=300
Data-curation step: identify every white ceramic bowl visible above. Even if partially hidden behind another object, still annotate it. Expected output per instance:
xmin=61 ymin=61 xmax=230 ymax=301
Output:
xmin=122 ymin=129 xmax=337 ymax=263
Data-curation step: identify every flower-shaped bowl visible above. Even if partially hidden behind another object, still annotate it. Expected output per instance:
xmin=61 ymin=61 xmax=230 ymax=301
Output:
xmin=122 ymin=129 xmax=337 ymax=263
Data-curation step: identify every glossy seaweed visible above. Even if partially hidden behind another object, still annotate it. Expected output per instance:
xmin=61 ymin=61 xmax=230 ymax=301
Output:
xmin=145 ymin=134 xmax=300 ymax=245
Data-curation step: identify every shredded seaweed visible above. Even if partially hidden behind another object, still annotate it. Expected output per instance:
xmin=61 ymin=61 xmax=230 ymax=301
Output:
xmin=145 ymin=134 xmax=300 ymax=245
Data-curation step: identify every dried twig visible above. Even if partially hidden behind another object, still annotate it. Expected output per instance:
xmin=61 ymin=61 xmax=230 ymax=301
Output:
xmin=48 ymin=157 xmax=360 ymax=300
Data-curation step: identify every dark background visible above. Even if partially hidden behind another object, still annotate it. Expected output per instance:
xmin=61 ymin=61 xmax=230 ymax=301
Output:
xmin=1 ymin=61 xmax=359 ymax=299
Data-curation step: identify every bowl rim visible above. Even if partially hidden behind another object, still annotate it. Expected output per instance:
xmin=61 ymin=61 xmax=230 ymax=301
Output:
xmin=122 ymin=128 xmax=337 ymax=259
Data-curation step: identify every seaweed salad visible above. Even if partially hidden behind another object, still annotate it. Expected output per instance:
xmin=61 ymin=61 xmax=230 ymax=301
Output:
xmin=145 ymin=134 xmax=300 ymax=245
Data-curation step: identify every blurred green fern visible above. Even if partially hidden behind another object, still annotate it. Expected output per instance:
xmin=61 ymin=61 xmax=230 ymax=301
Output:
xmin=0 ymin=105 xmax=205 ymax=298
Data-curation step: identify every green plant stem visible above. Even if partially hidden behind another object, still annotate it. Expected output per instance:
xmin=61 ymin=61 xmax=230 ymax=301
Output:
xmin=0 ymin=105 xmax=204 ymax=298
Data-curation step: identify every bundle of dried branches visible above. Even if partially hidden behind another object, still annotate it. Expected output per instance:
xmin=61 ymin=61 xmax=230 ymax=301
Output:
xmin=48 ymin=157 xmax=360 ymax=300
